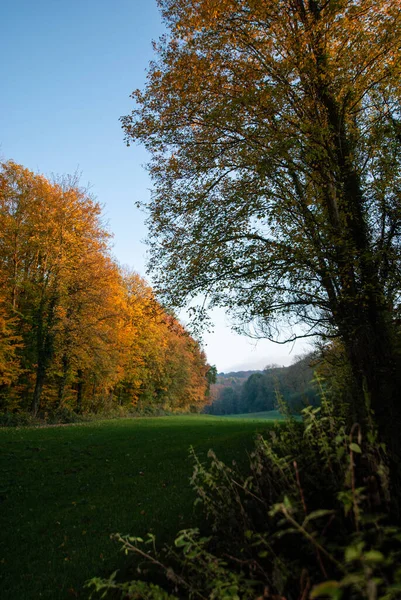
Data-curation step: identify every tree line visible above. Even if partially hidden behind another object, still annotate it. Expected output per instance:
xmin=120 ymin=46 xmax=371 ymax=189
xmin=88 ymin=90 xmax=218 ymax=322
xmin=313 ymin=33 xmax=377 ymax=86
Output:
xmin=205 ymin=355 xmax=318 ymax=415
xmin=0 ymin=161 xmax=211 ymax=417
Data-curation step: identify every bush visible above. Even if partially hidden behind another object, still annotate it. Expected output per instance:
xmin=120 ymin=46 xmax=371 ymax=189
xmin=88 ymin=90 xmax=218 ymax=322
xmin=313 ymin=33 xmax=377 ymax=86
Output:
xmin=87 ymin=393 xmax=401 ymax=599
xmin=0 ymin=411 xmax=39 ymax=427
xmin=0 ymin=405 xmax=170 ymax=428
xmin=45 ymin=407 xmax=89 ymax=424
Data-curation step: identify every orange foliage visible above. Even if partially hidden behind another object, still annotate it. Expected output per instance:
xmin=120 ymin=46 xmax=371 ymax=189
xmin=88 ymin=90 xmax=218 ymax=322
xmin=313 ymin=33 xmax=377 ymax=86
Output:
xmin=0 ymin=161 xmax=210 ymax=416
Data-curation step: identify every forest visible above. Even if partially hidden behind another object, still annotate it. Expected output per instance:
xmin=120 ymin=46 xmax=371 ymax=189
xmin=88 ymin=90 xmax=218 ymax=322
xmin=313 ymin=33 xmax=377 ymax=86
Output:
xmin=205 ymin=355 xmax=319 ymax=415
xmin=3 ymin=0 xmax=401 ymax=599
xmin=0 ymin=161 xmax=211 ymax=420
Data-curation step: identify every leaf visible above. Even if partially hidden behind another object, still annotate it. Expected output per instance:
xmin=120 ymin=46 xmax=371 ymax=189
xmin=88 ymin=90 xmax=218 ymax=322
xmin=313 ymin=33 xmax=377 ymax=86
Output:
xmin=363 ymin=550 xmax=384 ymax=563
xmin=345 ymin=542 xmax=365 ymax=563
xmin=283 ymin=496 xmax=292 ymax=510
xmin=174 ymin=536 xmax=188 ymax=548
xmin=310 ymin=580 xmax=341 ymax=599
xmin=339 ymin=574 xmax=363 ymax=586
xmin=349 ymin=443 xmax=362 ymax=454
xmin=303 ymin=509 xmax=335 ymax=527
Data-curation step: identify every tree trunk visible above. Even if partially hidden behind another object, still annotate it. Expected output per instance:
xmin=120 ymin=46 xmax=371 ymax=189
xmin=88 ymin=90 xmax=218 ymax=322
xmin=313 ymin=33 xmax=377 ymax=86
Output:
xmin=314 ymin=80 xmax=401 ymax=466
xmin=57 ymin=354 xmax=69 ymax=407
xmin=340 ymin=304 xmax=401 ymax=457
xmin=31 ymin=293 xmax=57 ymax=416
xmin=31 ymin=361 xmax=46 ymax=416
xmin=76 ymin=369 xmax=84 ymax=413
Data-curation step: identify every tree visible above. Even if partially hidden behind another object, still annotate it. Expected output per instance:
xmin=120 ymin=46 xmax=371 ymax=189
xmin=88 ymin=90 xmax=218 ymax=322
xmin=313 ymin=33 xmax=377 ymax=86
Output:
xmin=0 ymin=161 xmax=63 ymax=413
xmin=240 ymin=373 xmax=271 ymax=413
xmin=0 ymin=292 xmax=21 ymax=392
xmin=122 ymin=0 xmax=401 ymax=459
xmin=0 ymin=162 xmax=121 ymax=414
xmin=0 ymin=162 xmax=212 ymax=417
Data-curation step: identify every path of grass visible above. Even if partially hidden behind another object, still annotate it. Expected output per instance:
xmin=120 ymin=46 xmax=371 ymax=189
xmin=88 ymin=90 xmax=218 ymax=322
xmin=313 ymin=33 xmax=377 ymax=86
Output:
xmin=0 ymin=415 xmax=276 ymax=599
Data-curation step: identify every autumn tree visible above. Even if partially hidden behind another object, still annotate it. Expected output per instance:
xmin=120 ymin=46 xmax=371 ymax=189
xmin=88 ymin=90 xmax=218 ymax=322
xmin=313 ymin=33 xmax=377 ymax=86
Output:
xmin=0 ymin=161 xmax=211 ymax=416
xmin=0 ymin=291 xmax=21 ymax=393
xmin=159 ymin=313 xmax=210 ymax=411
xmin=118 ymin=272 xmax=209 ymax=412
xmin=0 ymin=162 xmax=122 ymax=414
xmin=0 ymin=162 xmax=61 ymax=412
xmin=122 ymin=0 xmax=401 ymax=458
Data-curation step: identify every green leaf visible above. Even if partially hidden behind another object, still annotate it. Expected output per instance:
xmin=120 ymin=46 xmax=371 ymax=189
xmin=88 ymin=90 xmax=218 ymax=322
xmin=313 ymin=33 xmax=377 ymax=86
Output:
xmin=310 ymin=580 xmax=341 ymax=598
xmin=363 ymin=550 xmax=384 ymax=563
xmin=283 ymin=495 xmax=292 ymax=510
xmin=349 ymin=443 xmax=362 ymax=453
xmin=303 ymin=509 xmax=334 ymax=526
xmin=345 ymin=542 xmax=365 ymax=563
xmin=339 ymin=574 xmax=363 ymax=586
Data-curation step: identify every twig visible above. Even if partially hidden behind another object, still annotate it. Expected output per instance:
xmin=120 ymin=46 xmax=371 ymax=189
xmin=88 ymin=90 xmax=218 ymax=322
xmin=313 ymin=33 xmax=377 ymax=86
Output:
xmin=280 ymin=507 xmax=346 ymax=574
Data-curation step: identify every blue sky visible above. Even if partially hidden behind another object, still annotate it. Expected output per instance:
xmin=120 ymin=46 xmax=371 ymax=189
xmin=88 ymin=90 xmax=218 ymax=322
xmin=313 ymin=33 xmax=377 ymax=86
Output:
xmin=0 ymin=0 xmax=307 ymax=371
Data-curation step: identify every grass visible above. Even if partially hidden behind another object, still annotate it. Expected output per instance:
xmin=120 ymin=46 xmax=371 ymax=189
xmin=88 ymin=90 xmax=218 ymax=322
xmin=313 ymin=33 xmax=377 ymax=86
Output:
xmin=220 ymin=410 xmax=285 ymax=420
xmin=0 ymin=414 xmax=277 ymax=599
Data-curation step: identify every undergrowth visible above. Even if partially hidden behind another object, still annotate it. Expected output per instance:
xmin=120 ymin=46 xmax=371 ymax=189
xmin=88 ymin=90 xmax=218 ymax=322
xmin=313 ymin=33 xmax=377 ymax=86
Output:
xmin=0 ymin=405 xmax=172 ymax=427
xmin=87 ymin=391 xmax=401 ymax=600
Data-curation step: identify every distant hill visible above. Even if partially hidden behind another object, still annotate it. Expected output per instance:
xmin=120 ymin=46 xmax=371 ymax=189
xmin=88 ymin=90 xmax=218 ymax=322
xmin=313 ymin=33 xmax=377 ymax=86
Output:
xmin=211 ymin=371 xmax=261 ymax=395
xmin=218 ymin=370 xmax=262 ymax=379
xmin=205 ymin=355 xmax=318 ymax=415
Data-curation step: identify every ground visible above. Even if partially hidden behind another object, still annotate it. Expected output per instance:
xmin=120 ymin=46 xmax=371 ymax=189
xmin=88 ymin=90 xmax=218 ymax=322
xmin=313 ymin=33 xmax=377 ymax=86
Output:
xmin=0 ymin=413 xmax=278 ymax=599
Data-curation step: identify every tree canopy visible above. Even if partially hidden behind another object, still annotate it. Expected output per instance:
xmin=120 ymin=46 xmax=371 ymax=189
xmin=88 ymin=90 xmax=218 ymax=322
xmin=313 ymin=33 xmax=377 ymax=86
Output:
xmin=0 ymin=161 xmax=211 ymax=416
xmin=122 ymin=0 xmax=401 ymax=457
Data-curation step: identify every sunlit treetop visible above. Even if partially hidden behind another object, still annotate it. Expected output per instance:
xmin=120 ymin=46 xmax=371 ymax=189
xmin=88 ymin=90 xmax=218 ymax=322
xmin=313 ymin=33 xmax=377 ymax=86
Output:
xmin=123 ymin=0 xmax=401 ymax=339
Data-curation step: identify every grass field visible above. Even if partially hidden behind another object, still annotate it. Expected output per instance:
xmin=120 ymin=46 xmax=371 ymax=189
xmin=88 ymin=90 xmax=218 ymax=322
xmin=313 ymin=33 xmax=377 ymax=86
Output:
xmin=220 ymin=410 xmax=285 ymax=420
xmin=0 ymin=414 xmax=277 ymax=599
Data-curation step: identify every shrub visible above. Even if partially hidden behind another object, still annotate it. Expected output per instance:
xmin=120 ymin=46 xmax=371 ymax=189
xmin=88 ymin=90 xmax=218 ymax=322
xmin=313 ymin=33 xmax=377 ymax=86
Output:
xmin=45 ymin=407 xmax=88 ymax=424
xmin=0 ymin=405 xmax=168 ymax=427
xmin=87 ymin=393 xmax=401 ymax=599
xmin=0 ymin=411 xmax=39 ymax=427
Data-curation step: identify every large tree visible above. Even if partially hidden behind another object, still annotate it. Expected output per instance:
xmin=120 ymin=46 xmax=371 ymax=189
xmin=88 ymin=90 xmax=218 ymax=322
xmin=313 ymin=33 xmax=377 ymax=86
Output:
xmin=122 ymin=0 xmax=401 ymax=457
xmin=0 ymin=162 xmax=115 ymax=414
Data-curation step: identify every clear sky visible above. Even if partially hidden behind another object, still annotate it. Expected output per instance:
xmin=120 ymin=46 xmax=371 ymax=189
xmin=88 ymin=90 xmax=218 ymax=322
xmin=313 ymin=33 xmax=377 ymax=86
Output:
xmin=0 ymin=0 xmax=307 ymax=372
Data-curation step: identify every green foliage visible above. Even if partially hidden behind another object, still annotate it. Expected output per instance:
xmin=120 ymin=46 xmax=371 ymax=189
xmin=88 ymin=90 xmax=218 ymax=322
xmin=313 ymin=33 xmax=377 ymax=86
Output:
xmin=206 ymin=354 xmax=319 ymax=416
xmin=45 ymin=406 xmax=89 ymax=424
xmin=90 ymin=398 xmax=401 ymax=599
xmin=0 ymin=411 xmax=38 ymax=427
xmin=0 ymin=405 xmax=175 ymax=427
xmin=89 ymin=570 xmax=177 ymax=600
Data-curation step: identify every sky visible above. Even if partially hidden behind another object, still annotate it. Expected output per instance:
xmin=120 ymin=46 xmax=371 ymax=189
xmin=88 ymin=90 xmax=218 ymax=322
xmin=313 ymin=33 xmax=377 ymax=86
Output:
xmin=0 ymin=0 xmax=307 ymax=372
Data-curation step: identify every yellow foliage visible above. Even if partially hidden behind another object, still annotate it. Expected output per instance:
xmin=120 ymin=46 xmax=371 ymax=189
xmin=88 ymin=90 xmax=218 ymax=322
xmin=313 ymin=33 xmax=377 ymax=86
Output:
xmin=0 ymin=161 xmax=210 ymax=415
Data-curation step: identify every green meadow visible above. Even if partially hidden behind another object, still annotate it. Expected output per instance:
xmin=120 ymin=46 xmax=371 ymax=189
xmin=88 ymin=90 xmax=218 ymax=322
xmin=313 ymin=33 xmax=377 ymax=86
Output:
xmin=220 ymin=410 xmax=285 ymax=420
xmin=0 ymin=414 xmax=277 ymax=599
